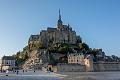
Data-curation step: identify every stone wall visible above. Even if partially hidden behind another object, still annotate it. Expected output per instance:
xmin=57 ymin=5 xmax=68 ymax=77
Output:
xmin=57 ymin=63 xmax=86 ymax=72
xmin=93 ymin=62 xmax=120 ymax=72
xmin=56 ymin=62 xmax=120 ymax=72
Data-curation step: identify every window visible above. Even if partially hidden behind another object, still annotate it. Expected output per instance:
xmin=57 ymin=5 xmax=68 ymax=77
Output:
xmin=71 ymin=60 xmax=73 ymax=62
xmin=77 ymin=60 xmax=78 ymax=62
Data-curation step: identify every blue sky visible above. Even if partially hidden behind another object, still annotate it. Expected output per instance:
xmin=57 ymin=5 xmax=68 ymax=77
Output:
xmin=0 ymin=0 xmax=120 ymax=58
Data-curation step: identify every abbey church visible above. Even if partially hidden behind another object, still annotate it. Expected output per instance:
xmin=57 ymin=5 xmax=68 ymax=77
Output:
xmin=28 ymin=10 xmax=79 ymax=48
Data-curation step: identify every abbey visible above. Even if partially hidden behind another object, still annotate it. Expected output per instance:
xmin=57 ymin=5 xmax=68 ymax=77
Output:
xmin=28 ymin=10 xmax=78 ymax=48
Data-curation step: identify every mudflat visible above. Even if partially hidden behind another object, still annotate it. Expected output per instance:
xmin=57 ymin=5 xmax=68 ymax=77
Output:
xmin=60 ymin=71 xmax=120 ymax=80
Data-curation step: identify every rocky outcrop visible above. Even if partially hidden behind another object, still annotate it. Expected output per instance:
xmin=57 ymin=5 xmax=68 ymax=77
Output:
xmin=22 ymin=49 xmax=48 ymax=70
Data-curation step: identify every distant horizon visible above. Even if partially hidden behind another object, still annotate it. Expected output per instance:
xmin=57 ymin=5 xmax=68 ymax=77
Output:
xmin=0 ymin=0 xmax=120 ymax=58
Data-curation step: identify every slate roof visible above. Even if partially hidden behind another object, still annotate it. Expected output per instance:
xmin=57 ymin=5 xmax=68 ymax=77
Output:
xmin=2 ymin=56 xmax=15 ymax=60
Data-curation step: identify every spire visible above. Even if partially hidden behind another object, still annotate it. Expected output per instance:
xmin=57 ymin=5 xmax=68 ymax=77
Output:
xmin=57 ymin=9 xmax=63 ymax=26
xmin=59 ymin=9 xmax=61 ymax=20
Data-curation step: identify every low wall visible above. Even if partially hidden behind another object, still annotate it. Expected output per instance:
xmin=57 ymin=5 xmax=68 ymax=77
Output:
xmin=93 ymin=62 xmax=120 ymax=72
xmin=57 ymin=63 xmax=86 ymax=72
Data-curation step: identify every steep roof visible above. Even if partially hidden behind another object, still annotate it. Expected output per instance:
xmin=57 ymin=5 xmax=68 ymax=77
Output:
xmin=2 ymin=56 xmax=15 ymax=60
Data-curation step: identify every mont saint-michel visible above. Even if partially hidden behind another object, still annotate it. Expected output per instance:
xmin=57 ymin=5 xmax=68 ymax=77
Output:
xmin=29 ymin=10 xmax=78 ymax=49
xmin=1 ymin=10 xmax=120 ymax=72
xmin=1 ymin=7 xmax=120 ymax=80
xmin=1 ymin=0 xmax=120 ymax=80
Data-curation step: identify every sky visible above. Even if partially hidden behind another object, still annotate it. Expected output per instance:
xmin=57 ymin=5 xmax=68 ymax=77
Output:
xmin=0 ymin=0 xmax=120 ymax=58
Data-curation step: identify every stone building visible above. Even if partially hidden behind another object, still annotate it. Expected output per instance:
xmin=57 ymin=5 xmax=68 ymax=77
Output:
xmin=68 ymin=53 xmax=94 ymax=72
xmin=28 ymin=10 xmax=78 ymax=48
xmin=68 ymin=53 xmax=84 ymax=65
xmin=55 ymin=58 xmax=120 ymax=72
xmin=0 ymin=56 xmax=16 ymax=70
xmin=84 ymin=54 xmax=94 ymax=72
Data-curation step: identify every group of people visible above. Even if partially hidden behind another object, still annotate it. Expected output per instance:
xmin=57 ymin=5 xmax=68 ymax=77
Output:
xmin=1 ymin=69 xmax=36 ymax=75
xmin=15 ymin=69 xmax=36 ymax=75
xmin=12 ymin=70 xmax=19 ymax=74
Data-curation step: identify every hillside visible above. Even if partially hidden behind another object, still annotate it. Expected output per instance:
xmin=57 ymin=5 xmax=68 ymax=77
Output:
xmin=14 ymin=11 xmax=100 ymax=69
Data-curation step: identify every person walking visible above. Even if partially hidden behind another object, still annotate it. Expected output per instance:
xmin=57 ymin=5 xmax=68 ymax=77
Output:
xmin=17 ymin=70 xmax=19 ymax=75
xmin=23 ymin=70 xmax=24 ymax=73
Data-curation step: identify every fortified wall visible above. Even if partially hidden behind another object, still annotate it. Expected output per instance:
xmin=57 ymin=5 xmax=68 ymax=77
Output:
xmin=57 ymin=63 xmax=86 ymax=72
xmin=51 ymin=62 xmax=120 ymax=72
xmin=93 ymin=62 xmax=120 ymax=72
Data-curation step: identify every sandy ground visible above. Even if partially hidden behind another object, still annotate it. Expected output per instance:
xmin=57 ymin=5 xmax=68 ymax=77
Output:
xmin=59 ymin=71 xmax=120 ymax=80
xmin=0 ymin=70 xmax=63 ymax=77
xmin=1 ymin=70 xmax=120 ymax=80
xmin=0 ymin=70 xmax=61 ymax=80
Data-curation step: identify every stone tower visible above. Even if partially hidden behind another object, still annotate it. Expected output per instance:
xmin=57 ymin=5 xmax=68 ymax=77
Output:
xmin=84 ymin=55 xmax=94 ymax=72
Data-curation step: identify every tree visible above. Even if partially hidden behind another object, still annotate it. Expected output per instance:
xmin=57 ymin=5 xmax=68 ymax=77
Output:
xmin=49 ymin=53 xmax=57 ymax=65
xmin=79 ymin=42 xmax=89 ymax=51
xmin=82 ymin=43 xmax=89 ymax=51
xmin=58 ymin=43 xmax=72 ymax=54
xmin=15 ymin=51 xmax=21 ymax=59
xmin=35 ymin=41 xmax=44 ymax=49
xmin=59 ymin=56 xmax=68 ymax=63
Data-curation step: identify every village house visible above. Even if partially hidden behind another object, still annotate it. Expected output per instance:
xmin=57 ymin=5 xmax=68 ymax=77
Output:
xmin=0 ymin=56 xmax=16 ymax=71
xmin=68 ymin=53 xmax=85 ymax=65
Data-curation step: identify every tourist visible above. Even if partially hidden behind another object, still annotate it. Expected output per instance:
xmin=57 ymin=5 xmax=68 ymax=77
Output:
xmin=17 ymin=70 xmax=19 ymax=75
xmin=13 ymin=70 xmax=15 ymax=73
xmin=23 ymin=70 xmax=24 ymax=73
xmin=6 ymin=70 xmax=9 ymax=74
